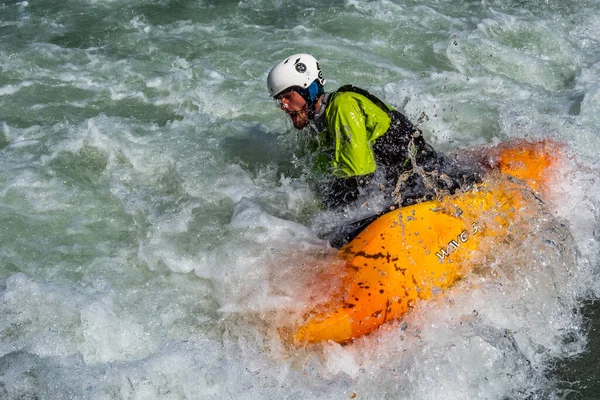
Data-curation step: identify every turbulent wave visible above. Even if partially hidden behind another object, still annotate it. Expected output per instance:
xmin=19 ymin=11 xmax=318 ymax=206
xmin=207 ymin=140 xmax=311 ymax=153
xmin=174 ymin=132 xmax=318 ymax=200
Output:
xmin=1 ymin=0 xmax=600 ymax=398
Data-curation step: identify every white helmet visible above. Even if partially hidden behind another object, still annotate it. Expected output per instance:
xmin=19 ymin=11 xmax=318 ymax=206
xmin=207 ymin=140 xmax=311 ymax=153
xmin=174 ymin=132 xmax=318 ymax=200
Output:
xmin=267 ymin=54 xmax=326 ymax=98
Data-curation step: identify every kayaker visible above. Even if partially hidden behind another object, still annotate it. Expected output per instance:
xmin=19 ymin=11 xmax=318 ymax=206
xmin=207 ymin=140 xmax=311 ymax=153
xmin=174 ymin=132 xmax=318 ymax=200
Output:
xmin=267 ymin=53 xmax=481 ymax=245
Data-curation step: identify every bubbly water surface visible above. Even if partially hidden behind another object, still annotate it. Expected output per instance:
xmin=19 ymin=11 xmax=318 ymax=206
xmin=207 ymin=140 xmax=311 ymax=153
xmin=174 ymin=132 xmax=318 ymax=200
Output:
xmin=1 ymin=1 xmax=600 ymax=398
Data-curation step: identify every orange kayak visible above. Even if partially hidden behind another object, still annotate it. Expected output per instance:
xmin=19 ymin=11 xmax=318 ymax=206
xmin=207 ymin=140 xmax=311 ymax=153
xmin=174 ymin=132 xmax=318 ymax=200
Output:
xmin=295 ymin=139 xmax=560 ymax=344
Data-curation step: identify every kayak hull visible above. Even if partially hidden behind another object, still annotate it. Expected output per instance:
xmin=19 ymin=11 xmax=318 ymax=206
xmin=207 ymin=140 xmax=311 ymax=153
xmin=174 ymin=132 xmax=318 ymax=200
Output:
xmin=295 ymin=140 xmax=560 ymax=344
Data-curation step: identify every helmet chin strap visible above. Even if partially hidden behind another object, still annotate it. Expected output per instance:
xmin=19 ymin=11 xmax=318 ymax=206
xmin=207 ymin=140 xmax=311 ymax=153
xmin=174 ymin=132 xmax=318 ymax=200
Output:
xmin=298 ymin=81 xmax=324 ymax=120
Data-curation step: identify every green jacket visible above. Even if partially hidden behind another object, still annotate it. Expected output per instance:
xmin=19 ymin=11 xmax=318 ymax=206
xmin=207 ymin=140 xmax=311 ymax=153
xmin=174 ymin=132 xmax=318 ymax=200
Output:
xmin=316 ymin=89 xmax=392 ymax=178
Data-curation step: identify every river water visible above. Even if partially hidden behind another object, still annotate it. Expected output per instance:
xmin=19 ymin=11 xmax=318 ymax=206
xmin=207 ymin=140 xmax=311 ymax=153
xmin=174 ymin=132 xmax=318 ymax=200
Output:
xmin=1 ymin=0 xmax=600 ymax=399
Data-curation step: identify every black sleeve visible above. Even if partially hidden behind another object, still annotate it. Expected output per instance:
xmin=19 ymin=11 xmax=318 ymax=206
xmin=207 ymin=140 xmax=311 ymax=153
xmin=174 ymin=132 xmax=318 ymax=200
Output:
xmin=317 ymin=174 xmax=372 ymax=210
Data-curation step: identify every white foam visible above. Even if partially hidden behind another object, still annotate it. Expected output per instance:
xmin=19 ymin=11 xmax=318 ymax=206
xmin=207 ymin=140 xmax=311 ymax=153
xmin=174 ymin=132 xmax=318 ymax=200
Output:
xmin=2 ymin=0 xmax=600 ymax=398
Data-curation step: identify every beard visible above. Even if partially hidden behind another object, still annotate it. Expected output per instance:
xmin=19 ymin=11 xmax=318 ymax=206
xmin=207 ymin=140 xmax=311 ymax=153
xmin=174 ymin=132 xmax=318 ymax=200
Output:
xmin=289 ymin=104 xmax=310 ymax=129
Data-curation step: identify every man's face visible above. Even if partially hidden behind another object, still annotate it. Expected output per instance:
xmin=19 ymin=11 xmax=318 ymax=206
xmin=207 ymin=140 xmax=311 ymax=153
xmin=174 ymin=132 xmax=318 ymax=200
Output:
xmin=276 ymin=89 xmax=309 ymax=129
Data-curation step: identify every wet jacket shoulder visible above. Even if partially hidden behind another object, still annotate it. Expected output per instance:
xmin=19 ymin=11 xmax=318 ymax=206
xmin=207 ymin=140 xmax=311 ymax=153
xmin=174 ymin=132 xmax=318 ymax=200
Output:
xmin=322 ymin=90 xmax=392 ymax=178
